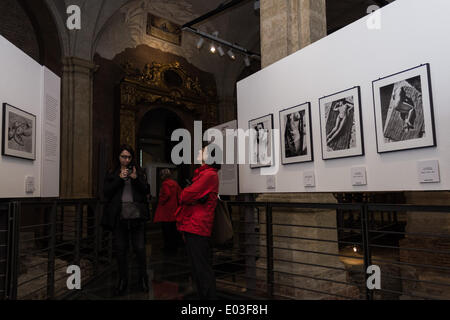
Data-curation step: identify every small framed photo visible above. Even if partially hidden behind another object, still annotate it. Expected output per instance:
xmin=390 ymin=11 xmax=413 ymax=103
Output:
xmin=2 ymin=103 xmax=36 ymax=160
xmin=319 ymin=86 xmax=364 ymax=160
xmin=249 ymin=114 xmax=273 ymax=169
xmin=279 ymin=102 xmax=313 ymax=165
xmin=372 ymin=64 xmax=436 ymax=153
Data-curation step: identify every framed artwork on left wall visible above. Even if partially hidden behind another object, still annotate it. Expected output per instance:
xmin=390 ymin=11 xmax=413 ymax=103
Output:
xmin=2 ymin=103 xmax=36 ymax=160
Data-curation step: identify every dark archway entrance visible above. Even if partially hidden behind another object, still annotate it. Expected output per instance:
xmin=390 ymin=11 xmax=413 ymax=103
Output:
xmin=137 ymin=107 xmax=190 ymax=200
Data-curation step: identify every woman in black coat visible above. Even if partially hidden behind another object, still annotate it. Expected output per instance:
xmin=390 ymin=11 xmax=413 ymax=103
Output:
xmin=102 ymin=145 xmax=151 ymax=296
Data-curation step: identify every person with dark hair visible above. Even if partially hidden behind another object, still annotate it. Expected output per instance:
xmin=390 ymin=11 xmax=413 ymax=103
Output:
xmin=175 ymin=142 xmax=221 ymax=300
xmin=154 ymin=168 xmax=182 ymax=255
xmin=102 ymin=145 xmax=151 ymax=296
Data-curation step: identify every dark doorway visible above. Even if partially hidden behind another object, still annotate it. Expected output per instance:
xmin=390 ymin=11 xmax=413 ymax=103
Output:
xmin=137 ymin=107 xmax=190 ymax=202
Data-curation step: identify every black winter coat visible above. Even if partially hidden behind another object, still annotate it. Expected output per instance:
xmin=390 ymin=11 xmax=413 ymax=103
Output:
xmin=101 ymin=168 xmax=151 ymax=231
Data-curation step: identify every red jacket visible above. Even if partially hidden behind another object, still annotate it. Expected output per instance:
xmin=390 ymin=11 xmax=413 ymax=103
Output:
xmin=154 ymin=179 xmax=181 ymax=223
xmin=176 ymin=165 xmax=219 ymax=237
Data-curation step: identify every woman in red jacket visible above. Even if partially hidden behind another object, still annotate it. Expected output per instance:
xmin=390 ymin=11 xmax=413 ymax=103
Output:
xmin=176 ymin=143 xmax=220 ymax=300
xmin=154 ymin=169 xmax=182 ymax=255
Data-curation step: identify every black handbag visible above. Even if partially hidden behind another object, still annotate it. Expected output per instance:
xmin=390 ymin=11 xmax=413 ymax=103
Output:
xmin=211 ymin=197 xmax=233 ymax=245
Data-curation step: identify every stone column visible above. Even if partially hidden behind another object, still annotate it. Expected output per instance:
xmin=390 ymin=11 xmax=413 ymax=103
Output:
xmin=260 ymin=0 xmax=327 ymax=68
xmin=399 ymin=192 xmax=450 ymax=299
xmin=256 ymin=1 xmax=358 ymax=299
xmin=254 ymin=194 xmax=360 ymax=299
xmin=61 ymin=57 xmax=97 ymax=199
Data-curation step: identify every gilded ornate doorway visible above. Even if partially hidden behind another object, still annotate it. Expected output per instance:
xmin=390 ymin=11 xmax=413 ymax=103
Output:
xmin=118 ymin=61 xmax=218 ymax=150
xmin=117 ymin=60 xmax=218 ymax=198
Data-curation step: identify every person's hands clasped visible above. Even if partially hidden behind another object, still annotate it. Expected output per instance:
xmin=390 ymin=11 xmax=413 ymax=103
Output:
xmin=129 ymin=167 xmax=137 ymax=180
xmin=119 ymin=168 xmax=129 ymax=180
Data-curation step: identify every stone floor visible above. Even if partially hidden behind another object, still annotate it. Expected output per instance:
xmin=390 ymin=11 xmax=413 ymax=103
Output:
xmin=71 ymin=247 xmax=199 ymax=300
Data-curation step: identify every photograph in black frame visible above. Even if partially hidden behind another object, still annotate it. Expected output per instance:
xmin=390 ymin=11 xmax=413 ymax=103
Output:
xmin=2 ymin=103 xmax=36 ymax=161
xmin=372 ymin=63 xmax=436 ymax=153
xmin=319 ymin=86 xmax=364 ymax=160
xmin=249 ymin=114 xmax=273 ymax=169
xmin=279 ymin=102 xmax=313 ymax=165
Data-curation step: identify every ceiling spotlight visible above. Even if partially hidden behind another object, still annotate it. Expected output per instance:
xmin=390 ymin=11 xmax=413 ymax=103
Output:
xmin=217 ymin=46 xmax=225 ymax=56
xmin=210 ymin=44 xmax=216 ymax=54
xmin=227 ymin=49 xmax=236 ymax=60
xmin=196 ymin=37 xmax=204 ymax=49
xmin=212 ymin=31 xmax=219 ymax=38
xmin=244 ymin=55 xmax=251 ymax=67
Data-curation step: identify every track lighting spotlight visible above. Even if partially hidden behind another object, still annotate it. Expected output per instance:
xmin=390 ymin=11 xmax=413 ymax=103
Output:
xmin=210 ymin=44 xmax=216 ymax=53
xmin=196 ymin=37 xmax=204 ymax=49
xmin=217 ymin=46 xmax=225 ymax=56
xmin=244 ymin=55 xmax=251 ymax=67
xmin=227 ymin=49 xmax=236 ymax=60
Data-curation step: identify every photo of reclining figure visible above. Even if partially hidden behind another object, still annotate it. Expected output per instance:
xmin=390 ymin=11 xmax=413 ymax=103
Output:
xmin=319 ymin=86 xmax=364 ymax=160
xmin=325 ymin=97 xmax=355 ymax=152
xmin=373 ymin=64 xmax=436 ymax=153
xmin=380 ymin=76 xmax=424 ymax=143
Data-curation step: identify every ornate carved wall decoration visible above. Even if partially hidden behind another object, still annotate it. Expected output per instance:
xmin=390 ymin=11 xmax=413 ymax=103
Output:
xmin=119 ymin=60 xmax=218 ymax=147
xmin=120 ymin=109 xmax=136 ymax=147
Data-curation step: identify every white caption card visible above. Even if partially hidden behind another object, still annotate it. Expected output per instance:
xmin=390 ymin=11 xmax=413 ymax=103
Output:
xmin=303 ymin=171 xmax=316 ymax=187
xmin=351 ymin=167 xmax=367 ymax=186
xmin=418 ymin=160 xmax=440 ymax=183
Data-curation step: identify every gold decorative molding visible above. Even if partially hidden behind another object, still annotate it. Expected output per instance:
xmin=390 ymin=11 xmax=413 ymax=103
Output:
xmin=119 ymin=60 xmax=218 ymax=148
xmin=121 ymin=61 xmax=213 ymax=102
xmin=120 ymin=109 xmax=136 ymax=146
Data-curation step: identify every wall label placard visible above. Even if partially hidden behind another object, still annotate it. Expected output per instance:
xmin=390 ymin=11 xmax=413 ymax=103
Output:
xmin=25 ymin=176 xmax=35 ymax=194
xmin=352 ymin=167 xmax=367 ymax=186
xmin=303 ymin=171 xmax=316 ymax=187
xmin=266 ymin=175 xmax=276 ymax=190
xmin=418 ymin=160 xmax=440 ymax=183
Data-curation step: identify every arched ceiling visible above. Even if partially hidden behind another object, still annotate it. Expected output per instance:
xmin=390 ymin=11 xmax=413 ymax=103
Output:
xmin=45 ymin=0 xmax=260 ymax=61
xmin=43 ymin=0 xmax=398 ymax=62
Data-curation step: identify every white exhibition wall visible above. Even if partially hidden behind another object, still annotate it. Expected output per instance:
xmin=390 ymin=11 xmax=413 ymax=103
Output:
xmin=0 ymin=35 xmax=61 ymax=198
xmin=237 ymin=0 xmax=450 ymax=193
xmin=213 ymin=120 xmax=239 ymax=196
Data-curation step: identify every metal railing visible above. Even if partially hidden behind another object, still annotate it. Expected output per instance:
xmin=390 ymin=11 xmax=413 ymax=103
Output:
xmin=0 ymin=199 xmax=113 ymax=300
xmin=2 ymin=199 xmax=450 ymax=300
xmin=212 ymin=201 xmax=450 ymax=300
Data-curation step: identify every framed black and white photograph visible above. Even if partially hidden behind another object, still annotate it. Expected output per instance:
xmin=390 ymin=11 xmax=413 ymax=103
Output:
xmin=319 ymin=86 xmax=364 ymax=160
xmin=249 ymin=114 xmax=273 ymax=169
xmin=279 ymin=102 xmax=313 ymax=165
xmin=372 ymin=64 xmax=436 ymax=153
xmin=2 ymin=103 xmax=36 ymax=160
